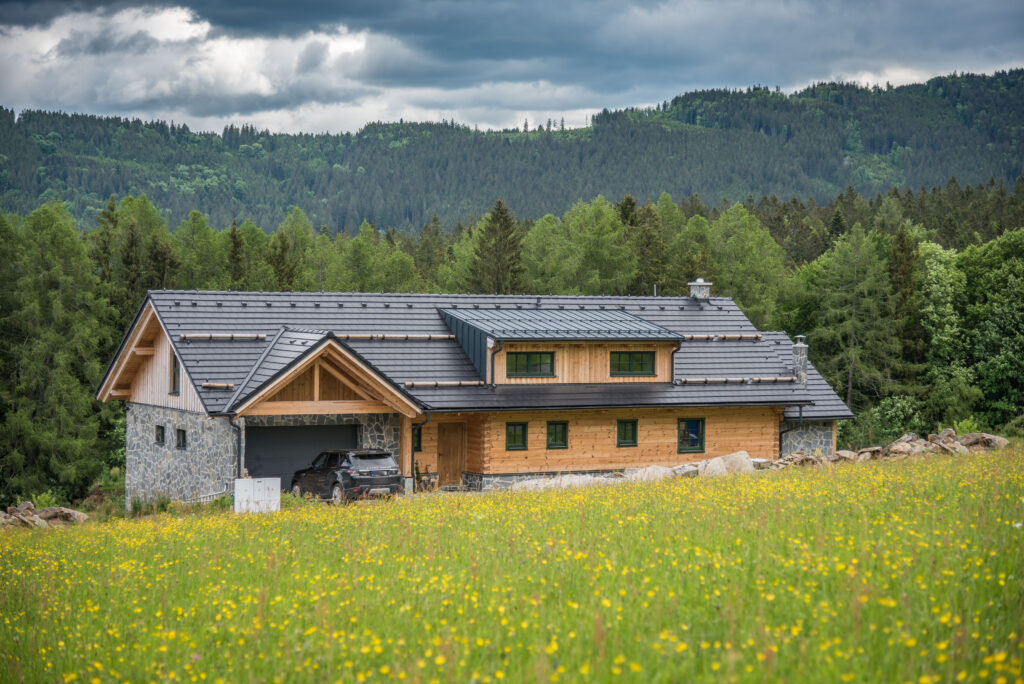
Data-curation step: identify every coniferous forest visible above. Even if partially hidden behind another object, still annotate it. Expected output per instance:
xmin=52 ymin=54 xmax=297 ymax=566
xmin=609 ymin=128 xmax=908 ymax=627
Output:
xmin=1 ymin=70 xmax=1023 ymax=506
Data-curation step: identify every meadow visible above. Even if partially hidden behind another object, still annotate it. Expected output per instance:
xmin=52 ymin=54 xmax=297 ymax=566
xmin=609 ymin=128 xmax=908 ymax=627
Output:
xmin=2 ymin=452 xmax=1023 ymax=683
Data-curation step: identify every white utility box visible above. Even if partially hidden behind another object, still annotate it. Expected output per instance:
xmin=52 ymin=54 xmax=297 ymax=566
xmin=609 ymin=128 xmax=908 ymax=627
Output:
xmin=234 ymin=478 xmax=281 ymax=513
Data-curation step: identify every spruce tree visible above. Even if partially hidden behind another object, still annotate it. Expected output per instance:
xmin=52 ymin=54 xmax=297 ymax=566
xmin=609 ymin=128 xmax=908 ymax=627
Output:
xmin=227 ymin=219 xmax=246 ymax=289
xmin=469 ymin=200 xmax=525 ymax=294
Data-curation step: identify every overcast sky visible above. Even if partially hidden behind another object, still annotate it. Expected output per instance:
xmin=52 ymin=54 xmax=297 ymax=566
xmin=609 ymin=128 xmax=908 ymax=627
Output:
xmin=0 ymin=0 xmax=1021 ymax=134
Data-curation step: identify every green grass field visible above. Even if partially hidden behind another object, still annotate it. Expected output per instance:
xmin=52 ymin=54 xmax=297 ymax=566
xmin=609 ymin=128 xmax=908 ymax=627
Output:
xmin=2 ymin=452 xmax=1023 ymax=683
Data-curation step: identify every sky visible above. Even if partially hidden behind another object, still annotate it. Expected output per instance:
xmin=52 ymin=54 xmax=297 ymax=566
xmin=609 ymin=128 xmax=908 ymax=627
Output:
xmin=0 ymin=0 xmax=1021 ymax=135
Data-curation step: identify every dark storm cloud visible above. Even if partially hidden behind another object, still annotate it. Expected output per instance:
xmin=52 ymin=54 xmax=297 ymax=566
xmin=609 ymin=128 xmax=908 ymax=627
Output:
xmin=1 ymin=0 xmax=1021 ymax=131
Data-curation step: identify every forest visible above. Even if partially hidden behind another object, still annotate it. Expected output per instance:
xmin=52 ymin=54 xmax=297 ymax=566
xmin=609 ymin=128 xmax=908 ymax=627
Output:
xmin=0 ymin=70 xmax=1022 ymax=232
xmin=1 ymin=173 xmax=1023 ymax=506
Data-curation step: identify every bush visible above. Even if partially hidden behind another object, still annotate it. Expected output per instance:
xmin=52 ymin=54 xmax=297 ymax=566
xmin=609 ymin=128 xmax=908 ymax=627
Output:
xmin=30 ymin=490 xmax=61 ymax=509
xmin=952 ymin=415 xmax=984 ymax=435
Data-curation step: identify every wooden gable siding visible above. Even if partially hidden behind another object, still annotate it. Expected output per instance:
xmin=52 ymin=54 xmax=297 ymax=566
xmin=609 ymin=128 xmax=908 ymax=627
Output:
xmin=477 ymin=406 xmax=782 ymax=474
xmin=129 ymin=326 xmax=204 ymax=412
xmin=492 ymin=342 xmax=675 ymax=384
xmin=266 ymin=365 xmax=361 ymax=403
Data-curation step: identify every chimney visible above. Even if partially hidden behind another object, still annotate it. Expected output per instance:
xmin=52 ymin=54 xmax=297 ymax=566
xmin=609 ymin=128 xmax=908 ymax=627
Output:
xmin=688 ymin=278 xmax=711 ymax=299
xmin=793 ymin=334 xmax=808 ymax=388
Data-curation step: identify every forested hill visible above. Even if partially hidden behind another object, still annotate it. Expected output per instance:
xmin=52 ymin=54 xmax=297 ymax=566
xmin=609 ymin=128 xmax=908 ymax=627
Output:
xmin=1 ymin=70 xmax=1022 ymax=232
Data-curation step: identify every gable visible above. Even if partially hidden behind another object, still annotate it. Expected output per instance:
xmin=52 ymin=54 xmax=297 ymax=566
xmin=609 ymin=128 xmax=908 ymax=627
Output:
xmin=232 ymin=337 xmax=422 ymax=419
xmin=97 ymin=300 xmax=204 ymax=413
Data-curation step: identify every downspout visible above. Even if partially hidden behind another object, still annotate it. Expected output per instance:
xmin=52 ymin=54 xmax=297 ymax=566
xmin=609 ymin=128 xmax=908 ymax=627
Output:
xmin=778 ymin=405 xmax=804 ymax=455
xmin=670 ymin=340 xmax=681 ymax=382
xmin=489 ymin=339 xmax=504 ymax=387
xmin=229 ymin=415 xmax=243 ymax=484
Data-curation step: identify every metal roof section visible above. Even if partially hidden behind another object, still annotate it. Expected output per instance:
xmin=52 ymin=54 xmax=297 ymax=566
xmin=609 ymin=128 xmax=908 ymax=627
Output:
xmin=439 ymin=307 xmax=683 ymax=341
xmin=139 ymin=290 xmax=848 ymax=416
xmin=225 ymin=327 xmax=329 ymax=411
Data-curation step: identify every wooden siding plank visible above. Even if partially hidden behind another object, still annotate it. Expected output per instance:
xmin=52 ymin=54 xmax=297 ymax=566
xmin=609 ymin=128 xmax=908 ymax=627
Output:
xmin=127 ymin=325 xmax=204 ymax=412
xmin=492 ymin=342 xmax=675 ymax=384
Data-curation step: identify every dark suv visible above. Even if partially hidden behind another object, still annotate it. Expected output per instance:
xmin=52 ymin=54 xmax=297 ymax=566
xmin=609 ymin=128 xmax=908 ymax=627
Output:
xmin=290 ymin=449 xmax=403 ymax=503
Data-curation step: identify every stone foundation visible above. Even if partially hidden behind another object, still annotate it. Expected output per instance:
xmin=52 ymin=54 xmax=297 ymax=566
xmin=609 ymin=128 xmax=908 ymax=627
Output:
xmin=125 ymin=402 xmax=238 ymax=509
xmin=780 ymin=420 xmax=835 ymax=458
xmin=463 ymin=469 xmax=624 ymax=491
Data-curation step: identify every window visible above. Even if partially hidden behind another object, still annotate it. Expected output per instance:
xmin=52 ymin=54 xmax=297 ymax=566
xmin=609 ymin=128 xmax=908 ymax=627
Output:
xmin=616 ymin=419 xmax=638 ymax=447
xmin=154 ymin=425 xmax=165 ymax=445
xmin=175 ymin=428 xmax=187 ymax=449
xmin=546 ymin=421 xmax=568 ymax=449
xmin=610 ymin=351 xmax=656 ymax=376
xmin=170 ymin=351 xmax=181 ymax=395
xmin=506 ymin=352 xmax=555 ymax=378
xmin=678 ymin=418 xmax=705 ymax=453
xmin=506 ymin=422 xmax=528 ymax=450
xmin=412 ymin=426 xmax=422 ymax=452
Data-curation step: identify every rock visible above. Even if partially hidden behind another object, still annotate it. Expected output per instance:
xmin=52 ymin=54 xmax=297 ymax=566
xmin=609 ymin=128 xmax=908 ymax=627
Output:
xmin=718 ymin=450 xmax=755 ymax=474
xmin=624 ymin=465 xmax=676 ymax=482
xmin=36 ymin=507 xmax=89 ymax=524
xmin=893 ymin=432 xmax=919 ymax=444
xmin=671 ymin=464 xmax=700 ymax=478
xmin=750 ymin=458 xmax=772 ymax=470
xmin=958 ymin=432 xmax=1010 ymax=450
xmin=886 ymin=441 xmax=914 ymax=458
xmin=698 ymin=458 xmax=729 ymax=477
xmin=835 ymin=450 xmax=856 ymax=461
xmin=856 ymin=447 xmax=882 ymax=462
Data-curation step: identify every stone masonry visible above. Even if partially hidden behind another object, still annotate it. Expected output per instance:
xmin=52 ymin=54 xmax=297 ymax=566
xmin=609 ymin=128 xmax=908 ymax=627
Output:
xmin=463 ymin=469 xmax=625 ymax=492
xmin=125 ymin=402 xmax=237 ymax=509
xmin=780 ymin=420 xmax=835 ymax=458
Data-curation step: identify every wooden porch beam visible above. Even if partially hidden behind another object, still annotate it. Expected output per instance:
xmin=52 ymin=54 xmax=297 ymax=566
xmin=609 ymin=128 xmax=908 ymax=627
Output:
xmin=242 ymin=400 xmax=396 ymax=416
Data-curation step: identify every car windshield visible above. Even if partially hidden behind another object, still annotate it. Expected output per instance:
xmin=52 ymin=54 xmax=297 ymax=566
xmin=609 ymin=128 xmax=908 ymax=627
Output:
xmin=350 ymin=454 xmax=397 ymax=470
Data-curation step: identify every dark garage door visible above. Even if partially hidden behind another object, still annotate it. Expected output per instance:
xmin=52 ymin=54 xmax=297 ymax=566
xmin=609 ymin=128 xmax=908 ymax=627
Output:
xmin=245 ymin=425 xmax=358 ymax=488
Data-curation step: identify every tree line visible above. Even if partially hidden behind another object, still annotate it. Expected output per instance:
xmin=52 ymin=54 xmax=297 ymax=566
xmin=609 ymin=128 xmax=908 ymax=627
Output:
xmin=1 ymin=180 xmax=1022 ymax=506
xmin=1 ymin=70 xmax=1021 ymax=232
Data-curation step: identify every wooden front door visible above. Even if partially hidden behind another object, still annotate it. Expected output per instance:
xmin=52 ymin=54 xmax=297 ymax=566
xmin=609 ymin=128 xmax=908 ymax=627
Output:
xmin=437 ymin=423 xmax=467 ymax=486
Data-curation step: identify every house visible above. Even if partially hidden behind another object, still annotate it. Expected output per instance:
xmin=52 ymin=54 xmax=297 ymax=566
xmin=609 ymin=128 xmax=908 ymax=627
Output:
xmin=96 ymin=281 xmax=851 ymax=504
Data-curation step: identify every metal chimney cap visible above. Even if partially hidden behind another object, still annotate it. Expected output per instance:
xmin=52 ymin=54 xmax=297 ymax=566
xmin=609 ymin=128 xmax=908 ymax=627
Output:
xmin=795 ymin=334 xmax=807 ymax=344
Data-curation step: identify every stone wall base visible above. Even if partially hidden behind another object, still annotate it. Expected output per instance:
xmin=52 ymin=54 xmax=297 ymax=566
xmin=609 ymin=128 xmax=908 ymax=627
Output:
xmin=462 ymin=469 xmax=624 ymax=491
xmin=780 ymin=420 xmax=835 ymax=458
xmin=126 ymin=403 xmax=238 ymax=509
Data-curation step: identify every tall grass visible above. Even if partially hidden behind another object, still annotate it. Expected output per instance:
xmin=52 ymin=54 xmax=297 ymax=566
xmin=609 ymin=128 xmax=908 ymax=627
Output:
xmin=2 ymin=452 xmax=1022 ymax=682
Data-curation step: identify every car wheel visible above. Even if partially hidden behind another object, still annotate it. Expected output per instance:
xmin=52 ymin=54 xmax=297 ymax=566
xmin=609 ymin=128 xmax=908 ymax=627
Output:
xmin=331 ymin=484 xmax=343 ymax=505
xmin=291 ymin=483 xmax=301 ymax=498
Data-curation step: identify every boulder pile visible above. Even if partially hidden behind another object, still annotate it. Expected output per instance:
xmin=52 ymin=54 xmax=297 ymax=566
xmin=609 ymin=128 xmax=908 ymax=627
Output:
xmin=0 ymin=501 xmax=89 ymax=530
xmin=506 ymin=428 xmax=1011 ymax=492
xmin=774 ymin=428 xmax=1010 ymax=471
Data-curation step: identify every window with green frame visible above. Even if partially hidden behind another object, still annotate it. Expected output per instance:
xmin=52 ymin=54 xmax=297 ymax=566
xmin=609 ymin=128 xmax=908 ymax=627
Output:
xmin=506 ymin=422 xmax=528 ymax=450
xmin=678 ymin=418 xmax=705 ymax=453
xmin=506 ymin=351 xmax=555 ymax=377
xmin=412 ymin=426 xmax=422 ymax=452
xmin=610 ymin=351 xmax=655 ymax=376
xmin=546 ymin=421 xmax=568 ymax=449
xmin=616 ymin=419 xmax=638 ymax=447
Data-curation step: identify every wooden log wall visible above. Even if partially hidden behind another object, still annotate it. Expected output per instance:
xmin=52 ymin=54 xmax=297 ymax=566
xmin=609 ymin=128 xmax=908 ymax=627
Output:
xmin=492 ymin=342 xmax=675 ymax=384
xmin=413 ymin=413 xmax=485 ymax=477
xmin=479 ymin=406 xmax=782 ymax=474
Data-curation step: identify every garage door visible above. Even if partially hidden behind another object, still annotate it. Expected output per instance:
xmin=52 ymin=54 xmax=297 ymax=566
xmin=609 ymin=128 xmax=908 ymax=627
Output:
xmin=245 ymin=425 xmax=359 ymax=488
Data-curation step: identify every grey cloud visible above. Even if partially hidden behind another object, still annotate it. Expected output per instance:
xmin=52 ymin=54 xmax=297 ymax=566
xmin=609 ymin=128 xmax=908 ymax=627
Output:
xmin=55 ymin=27 xmax=156 ymax=56
xmin=295 ymin=40 xmax=328 ymax=73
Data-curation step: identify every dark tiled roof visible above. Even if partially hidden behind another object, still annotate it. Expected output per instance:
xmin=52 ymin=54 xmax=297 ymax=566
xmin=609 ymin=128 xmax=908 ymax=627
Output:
xmin=440 ymin=307 xmax=681 ymax=341
xmin=762 ymin=332 xmax=854 ymax=420
xmin=128 ymin=290 xmax=847 ymax=416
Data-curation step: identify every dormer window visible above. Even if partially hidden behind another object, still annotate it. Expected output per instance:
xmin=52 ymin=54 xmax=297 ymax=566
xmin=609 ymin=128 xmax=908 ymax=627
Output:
xmin=610 ymin=351 xmax=655 ymax=376
xmin=170 ymin=351 xmax=181 ymax=395
xmin=507 ymin=352 xmax=554 ymax=378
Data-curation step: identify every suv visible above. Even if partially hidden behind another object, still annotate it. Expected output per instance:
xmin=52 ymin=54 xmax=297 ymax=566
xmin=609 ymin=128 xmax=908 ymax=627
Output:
xmin=290 ymin=449 xmax=403 ymax=503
